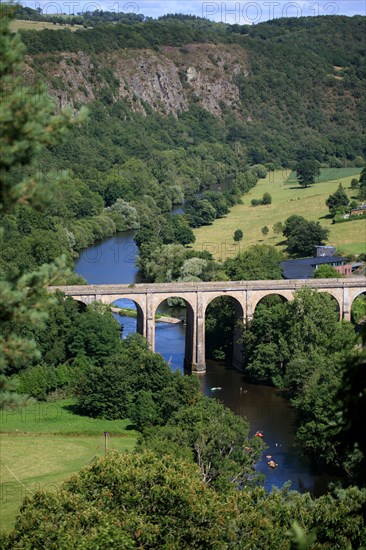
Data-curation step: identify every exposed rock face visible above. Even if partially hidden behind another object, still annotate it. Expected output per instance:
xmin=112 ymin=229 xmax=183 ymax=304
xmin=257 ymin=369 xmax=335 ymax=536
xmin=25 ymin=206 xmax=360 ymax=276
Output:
xmin=162 ymin=44 xmax=246 ymax=117
xmin=114 ymin=50 xmax=188 ymax=115
xmin=24 ymin=43 xmax=249 ymax=117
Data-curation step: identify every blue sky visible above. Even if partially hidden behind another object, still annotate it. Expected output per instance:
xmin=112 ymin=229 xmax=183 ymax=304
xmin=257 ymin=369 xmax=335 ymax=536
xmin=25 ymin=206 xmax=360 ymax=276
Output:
xmin=24 ymin=1 xmax=366 ymax=23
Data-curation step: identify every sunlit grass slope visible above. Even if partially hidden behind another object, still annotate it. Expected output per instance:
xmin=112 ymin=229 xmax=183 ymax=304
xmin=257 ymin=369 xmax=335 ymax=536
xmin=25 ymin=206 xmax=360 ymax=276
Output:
xmin=0 ymin=400 xmax=137 ymax=532
xmin=192 ymin=168 xmax=365 ymax=260
xmin=10 ymin=20 xmax=83 ymax=32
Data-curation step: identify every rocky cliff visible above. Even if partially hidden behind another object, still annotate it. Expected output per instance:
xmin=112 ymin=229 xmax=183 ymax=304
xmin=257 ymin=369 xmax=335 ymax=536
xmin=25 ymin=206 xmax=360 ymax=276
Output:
xmin=25 ymin=44 xmax=248 ymax=117
xmin=21 ymin=15 xmax=365 ymax=165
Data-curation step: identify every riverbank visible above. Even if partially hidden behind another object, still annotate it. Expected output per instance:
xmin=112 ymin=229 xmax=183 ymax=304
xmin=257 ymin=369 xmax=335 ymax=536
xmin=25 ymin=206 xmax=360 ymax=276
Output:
xmin=192 ymin=168 xmax=364 ymax=260
xmin=75 ymin=209 xmax=347 ymax=501
xmin=111 ymin=307 xmax=182 ymax=324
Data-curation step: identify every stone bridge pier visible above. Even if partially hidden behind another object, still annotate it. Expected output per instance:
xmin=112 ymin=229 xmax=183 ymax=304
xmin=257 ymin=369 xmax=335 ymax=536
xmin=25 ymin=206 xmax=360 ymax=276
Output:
xmin=51 ymin=278 xmax=366 ymax=374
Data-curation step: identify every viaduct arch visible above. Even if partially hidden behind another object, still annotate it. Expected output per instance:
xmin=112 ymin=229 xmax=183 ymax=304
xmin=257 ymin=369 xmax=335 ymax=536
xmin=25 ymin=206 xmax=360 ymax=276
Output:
xmin=51 ymin=278 xmax=366 ymax=373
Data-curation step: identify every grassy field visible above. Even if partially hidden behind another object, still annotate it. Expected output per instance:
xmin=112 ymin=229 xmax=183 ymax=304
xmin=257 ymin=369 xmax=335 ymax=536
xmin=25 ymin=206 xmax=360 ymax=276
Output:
xmin=193 ymin=168 xmax=365 ymax=260
xmin=10 ymin=20 xmax=83 ymax=32
xmin=285 ymin=167 xmax=363 ymax=184
xmin=0 ymin=399 xmax=136 ymax=435
xmin=0 ymin=400 xmax=137 ymax=533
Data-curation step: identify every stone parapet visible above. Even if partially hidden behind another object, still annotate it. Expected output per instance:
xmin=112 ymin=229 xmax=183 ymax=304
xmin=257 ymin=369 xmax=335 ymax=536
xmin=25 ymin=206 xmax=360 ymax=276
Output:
xmin=50 ymin=278 xmax=366 ymax=372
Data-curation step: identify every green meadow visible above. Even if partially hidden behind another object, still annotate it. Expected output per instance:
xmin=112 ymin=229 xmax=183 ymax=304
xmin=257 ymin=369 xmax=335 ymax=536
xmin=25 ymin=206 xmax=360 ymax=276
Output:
xmin=193 ymin=168 xmax=365 ymax=260
xmin=10 ymin=20 xmax=83 ymax=32
xmin=0 ymin=400 xmax=137 ymax=533
xmin=285 ymin=167 xmax=363 ymax=184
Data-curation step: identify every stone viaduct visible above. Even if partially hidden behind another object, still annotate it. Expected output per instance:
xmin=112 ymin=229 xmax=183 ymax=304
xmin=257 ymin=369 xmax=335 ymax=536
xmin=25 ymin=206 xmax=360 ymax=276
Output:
xmin=52 ymin=278 xmax=366 ymax=373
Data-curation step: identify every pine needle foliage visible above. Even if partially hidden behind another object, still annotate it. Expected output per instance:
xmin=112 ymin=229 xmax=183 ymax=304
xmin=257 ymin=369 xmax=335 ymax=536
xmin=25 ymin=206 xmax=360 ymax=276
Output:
xmin=0 ymin=8 xmax=86 ymax=406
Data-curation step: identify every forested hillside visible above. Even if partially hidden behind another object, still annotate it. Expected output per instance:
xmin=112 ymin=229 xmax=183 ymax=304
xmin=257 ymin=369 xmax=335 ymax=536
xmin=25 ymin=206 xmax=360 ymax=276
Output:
xmin=20 ymin=14 xmax=366 ymax=166
xmin=2 ymin=11 xmax=366 ymax=544
xmin=2 ymin=13 xmax=365 ymax=280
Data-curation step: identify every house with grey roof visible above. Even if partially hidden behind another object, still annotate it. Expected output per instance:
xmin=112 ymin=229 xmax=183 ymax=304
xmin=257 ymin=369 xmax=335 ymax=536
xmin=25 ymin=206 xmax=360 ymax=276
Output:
xmin=281 ymin=246 xmax=355 ymax=279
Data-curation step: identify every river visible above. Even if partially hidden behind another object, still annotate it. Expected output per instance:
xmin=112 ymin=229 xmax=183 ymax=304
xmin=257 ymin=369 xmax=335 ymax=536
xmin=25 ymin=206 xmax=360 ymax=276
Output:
xmin=75 ymin=229 xmax=339 ymax=496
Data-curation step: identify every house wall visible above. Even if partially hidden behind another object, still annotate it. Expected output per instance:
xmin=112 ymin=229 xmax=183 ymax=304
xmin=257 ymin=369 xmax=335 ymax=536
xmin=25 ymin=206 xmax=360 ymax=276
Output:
xmin=335 ymin=264 xmax=353 ymax=276
xmin=350 ymin=208 xmax=366 ymax=216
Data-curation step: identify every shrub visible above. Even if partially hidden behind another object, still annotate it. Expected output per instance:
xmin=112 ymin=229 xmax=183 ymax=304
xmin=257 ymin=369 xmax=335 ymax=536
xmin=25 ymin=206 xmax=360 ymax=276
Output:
xmin=333 ymin=212 xmax=366 ymax=224
xmin=251 ymin=194 xmax=272 ymax=206
xmin=130 ymin=390 xmax=160 ymax=429
xmin=250 ymin=164 xmax=267 ymax=179
xmin=313 ymin=265 xmax=340 ymax=278
xmin=233 ymin=229 xmax=244 ymax=242
xmin=15 ymin=364 xmax=74 ymax=400
xmin=273 ymin=221 xmax=283 ymax=235
xmin=262 ymin=192 xmax=272 ymax=205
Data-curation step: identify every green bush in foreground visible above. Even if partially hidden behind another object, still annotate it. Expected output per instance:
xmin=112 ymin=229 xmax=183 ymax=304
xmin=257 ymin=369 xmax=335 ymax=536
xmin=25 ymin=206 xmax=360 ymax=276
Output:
xmin=14 ymin=363 xmax=73 ymax=400
xmin=5 ymin=451 xmax=237 ymax=549
xmin=4 ymin=451 xmax=366 ymax=549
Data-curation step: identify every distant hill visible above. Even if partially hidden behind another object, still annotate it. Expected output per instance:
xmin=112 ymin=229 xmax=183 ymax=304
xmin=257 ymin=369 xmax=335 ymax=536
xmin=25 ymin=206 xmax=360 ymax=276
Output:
xmin=19 ymin=15 xmax=366 ymax=166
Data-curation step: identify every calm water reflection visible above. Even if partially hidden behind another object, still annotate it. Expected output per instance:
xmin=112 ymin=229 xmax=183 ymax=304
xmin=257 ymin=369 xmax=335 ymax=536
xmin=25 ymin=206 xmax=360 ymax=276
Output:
xmin=75 ymin=205 xmax=183 ymax=284
xmin=75 ymin=232 xmax=140 ymax=285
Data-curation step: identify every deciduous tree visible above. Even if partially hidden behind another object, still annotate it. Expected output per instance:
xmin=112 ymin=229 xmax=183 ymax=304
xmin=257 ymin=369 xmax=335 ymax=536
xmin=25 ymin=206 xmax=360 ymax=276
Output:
xmin=313 ymin=264 xmax=341 ymax=278
xmin=283 ymin=215 xmax=329 ymax=256
xmin=139 ymin=398 xmax=263 ymax=491
xmin=295 ymin=160 xmax=320 ymax=188
xmin=5 ymin=451 xmax=238 ymax=548
xmin=225 ymin=244 xmax=283 ymax=280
